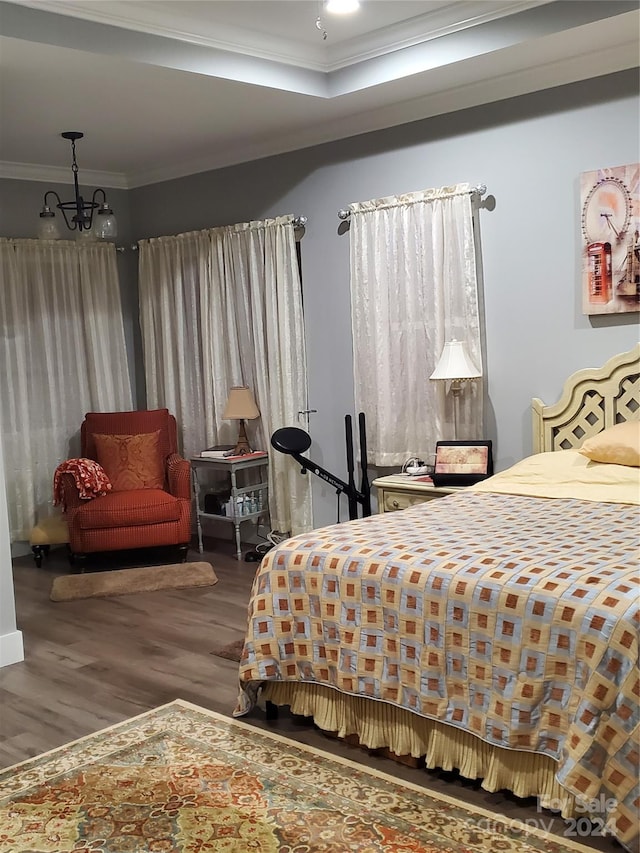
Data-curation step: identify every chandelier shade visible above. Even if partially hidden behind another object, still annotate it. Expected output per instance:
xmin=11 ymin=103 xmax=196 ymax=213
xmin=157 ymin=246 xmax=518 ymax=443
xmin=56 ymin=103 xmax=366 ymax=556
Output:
xmin=38 ymin=131 xmax=117 ymax=241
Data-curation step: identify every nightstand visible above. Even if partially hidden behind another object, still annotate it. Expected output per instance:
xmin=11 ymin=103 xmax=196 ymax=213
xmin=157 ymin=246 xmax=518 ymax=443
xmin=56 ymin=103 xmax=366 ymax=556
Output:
xmin=372 ymin=474 xmax=464 ymax=513
xmin=191 ymin=453 xmax=269 ymax=559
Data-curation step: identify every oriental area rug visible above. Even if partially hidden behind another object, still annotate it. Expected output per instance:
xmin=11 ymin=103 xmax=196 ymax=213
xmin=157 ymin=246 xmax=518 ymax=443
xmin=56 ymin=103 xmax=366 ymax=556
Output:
xmin=0 ymin=700 xmax=595 ymax=853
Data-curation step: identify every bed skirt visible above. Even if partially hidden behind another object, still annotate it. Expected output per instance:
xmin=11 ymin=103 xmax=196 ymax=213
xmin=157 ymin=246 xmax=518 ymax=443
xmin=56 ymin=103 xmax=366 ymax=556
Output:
xmin=262 ymin=681 xmax=577 ymax=819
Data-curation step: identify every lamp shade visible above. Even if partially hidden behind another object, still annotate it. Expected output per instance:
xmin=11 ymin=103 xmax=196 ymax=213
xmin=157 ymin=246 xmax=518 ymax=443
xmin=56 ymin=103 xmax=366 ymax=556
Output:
xmin=223 ymin=387 xmax=260 ymax=420
xmin=430 ymin=340 xmax=481 ymax=381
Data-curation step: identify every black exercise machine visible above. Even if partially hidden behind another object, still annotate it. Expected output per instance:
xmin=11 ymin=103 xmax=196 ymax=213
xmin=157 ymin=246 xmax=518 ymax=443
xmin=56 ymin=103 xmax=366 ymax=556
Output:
xmin=271 ymin=412 xmax=372 ymax=520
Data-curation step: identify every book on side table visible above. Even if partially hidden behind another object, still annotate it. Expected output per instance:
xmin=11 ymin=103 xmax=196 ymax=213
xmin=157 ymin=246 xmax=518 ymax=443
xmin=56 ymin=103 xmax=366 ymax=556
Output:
xmin=200 ymin=446 xmax=267 ymax=461
xmin=199 ymin=445 xmax=234 ymax=458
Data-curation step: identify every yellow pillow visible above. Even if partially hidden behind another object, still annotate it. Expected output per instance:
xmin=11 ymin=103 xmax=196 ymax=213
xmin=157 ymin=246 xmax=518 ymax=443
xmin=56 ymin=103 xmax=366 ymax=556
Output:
xmin=578 ymin=421 xmax=640 ymax=467
xmin=94 ymin=431 xmax=165 ymax=491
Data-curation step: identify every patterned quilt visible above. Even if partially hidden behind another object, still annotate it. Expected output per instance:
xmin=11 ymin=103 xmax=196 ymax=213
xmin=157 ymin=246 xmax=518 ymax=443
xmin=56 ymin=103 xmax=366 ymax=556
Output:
xmin=236 ymin=492 xmax=640 ymax=849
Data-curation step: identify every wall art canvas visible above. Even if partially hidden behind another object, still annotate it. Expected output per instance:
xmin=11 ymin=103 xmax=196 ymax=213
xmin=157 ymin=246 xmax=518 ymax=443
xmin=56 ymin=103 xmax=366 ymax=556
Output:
xmin=580 ymin=163 xmax=640 ymax=315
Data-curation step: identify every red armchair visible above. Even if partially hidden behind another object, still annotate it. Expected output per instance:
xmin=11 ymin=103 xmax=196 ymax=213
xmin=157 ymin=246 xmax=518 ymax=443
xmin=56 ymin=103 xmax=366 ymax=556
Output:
xmin=58 ymin=409 xmax=192 ymax=567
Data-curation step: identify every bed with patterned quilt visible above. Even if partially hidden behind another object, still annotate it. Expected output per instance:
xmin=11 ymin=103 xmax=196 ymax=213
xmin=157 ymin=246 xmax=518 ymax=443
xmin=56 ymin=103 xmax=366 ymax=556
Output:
xmin=235 ymin=346 xmax=640 ymax=851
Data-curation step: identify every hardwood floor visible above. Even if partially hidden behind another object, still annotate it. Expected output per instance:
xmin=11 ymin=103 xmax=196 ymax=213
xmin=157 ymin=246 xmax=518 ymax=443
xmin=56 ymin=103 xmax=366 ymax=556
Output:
xmin=2 ymin=535 xmax=621 ymax=852
xmin=2 ymin=537 xmax=254 ymax=765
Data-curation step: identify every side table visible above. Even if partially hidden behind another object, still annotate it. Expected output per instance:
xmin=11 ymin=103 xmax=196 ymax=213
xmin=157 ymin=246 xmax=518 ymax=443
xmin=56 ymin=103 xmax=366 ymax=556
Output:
xmin=372 ymin=474 xmax=464 ymax=513
xmin=190 ymin=453 xmax=269 ymax=560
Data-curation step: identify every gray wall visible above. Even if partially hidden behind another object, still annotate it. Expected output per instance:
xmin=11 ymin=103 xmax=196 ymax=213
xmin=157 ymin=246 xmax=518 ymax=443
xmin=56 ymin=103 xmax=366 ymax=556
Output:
xmin=130 ymin=70 xmax=640 ymax=528
xmin=2 ymin=70 xmax=639 ymax=530
xmin=0 ymin=426 xmax=23 ymax=666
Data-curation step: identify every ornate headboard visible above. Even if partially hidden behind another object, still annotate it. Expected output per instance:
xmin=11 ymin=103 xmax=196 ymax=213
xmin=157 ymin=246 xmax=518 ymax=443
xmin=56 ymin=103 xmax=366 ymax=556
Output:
xmin=532 ymin=345 xmax=640 ymax=454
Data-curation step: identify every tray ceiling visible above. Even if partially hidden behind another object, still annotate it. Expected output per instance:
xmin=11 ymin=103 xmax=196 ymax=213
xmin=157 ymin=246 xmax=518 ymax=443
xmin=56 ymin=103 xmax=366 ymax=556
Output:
xmin=0 ymin=0 xmax=638 ymax=187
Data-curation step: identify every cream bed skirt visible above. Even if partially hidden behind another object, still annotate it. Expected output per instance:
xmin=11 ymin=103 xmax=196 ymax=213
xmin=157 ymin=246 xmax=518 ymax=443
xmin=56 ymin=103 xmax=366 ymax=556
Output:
xmin=262 ymin=682 xmax=577 ymax=819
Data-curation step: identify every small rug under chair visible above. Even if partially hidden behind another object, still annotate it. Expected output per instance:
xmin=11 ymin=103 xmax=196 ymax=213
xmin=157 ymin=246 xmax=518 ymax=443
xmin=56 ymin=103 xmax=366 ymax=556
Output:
xmin=50 ymin=561 xmax=218 ymax=602
xmin=0 ymin=699 xmax=596 ymax=853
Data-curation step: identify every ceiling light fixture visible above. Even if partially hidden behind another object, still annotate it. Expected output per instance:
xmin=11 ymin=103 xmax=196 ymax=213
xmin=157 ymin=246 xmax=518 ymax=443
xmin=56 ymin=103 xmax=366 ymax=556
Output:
xmin=326 ymin=0 xmax=360 ymax=13
xmin=38 ymin=131 xmax=117 ymax=241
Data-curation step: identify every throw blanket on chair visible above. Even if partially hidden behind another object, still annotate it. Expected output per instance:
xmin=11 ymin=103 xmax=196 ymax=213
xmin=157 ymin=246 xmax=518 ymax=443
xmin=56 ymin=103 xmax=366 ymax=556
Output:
xmin=53 ymin=458 xmax=112 ymax=510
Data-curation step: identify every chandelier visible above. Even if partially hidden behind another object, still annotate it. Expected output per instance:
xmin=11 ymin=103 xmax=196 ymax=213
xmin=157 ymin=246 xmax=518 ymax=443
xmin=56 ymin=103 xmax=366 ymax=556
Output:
xmin=38 ymin=131 xmax=117 ymax=241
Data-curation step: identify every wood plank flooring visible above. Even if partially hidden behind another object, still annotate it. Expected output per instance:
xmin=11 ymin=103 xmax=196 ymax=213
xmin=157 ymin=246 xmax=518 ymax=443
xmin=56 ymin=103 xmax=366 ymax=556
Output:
xmin=2 ymin=538 xmax=253 ymax=765
xmin=2 ymin=536 xmax=621 ymax=852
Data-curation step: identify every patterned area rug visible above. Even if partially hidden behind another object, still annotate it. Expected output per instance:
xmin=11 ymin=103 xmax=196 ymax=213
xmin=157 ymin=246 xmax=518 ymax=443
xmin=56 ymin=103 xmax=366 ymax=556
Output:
xmin=0 ymin=700 xmax=594 ymax=853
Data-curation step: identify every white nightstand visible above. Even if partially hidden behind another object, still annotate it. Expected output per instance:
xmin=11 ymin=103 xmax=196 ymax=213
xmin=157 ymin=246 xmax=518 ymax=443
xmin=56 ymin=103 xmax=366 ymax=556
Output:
xmin=191 ymin=453 xmax=269 ymax=559
xmin=372 ymin=474 xmax=464 ymax=513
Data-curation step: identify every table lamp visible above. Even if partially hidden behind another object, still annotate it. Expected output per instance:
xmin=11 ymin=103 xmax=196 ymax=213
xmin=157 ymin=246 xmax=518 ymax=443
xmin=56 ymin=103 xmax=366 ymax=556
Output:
xmin=430 ymin=340 xmax=482 ymax=439
xmin=223 ymin=386 xmax=260 ymax=455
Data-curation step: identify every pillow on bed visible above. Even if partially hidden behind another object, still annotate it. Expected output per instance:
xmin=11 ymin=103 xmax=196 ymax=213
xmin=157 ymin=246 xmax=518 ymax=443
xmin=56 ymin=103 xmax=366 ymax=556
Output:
xmin=578 ymin=421 xmax=640 ymax=467
xmin=469 ymin=448 xmax=640 ymax=504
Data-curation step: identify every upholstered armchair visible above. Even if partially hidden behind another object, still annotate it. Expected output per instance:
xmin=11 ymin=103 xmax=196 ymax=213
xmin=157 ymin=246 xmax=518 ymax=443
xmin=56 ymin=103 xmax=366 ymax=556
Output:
xmin=57 ymin=409 xmax=192 ymax=567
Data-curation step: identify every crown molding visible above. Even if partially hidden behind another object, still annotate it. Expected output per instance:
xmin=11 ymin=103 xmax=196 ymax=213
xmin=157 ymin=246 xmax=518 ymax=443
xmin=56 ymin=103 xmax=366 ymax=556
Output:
xmin=0 ymin=161 xmax=129 ymax=189
xmin=2 ymin=33 xmax=634 ymax=193
xmin=11 ymin=0 xmax=329 ymax=70
xmin=123 ymin=37 xmax=638 ymax=189
xmin=11 ymin=0 xmax=552 ymax=73
xmin=325 ymin=1 xmax=551 ymax=70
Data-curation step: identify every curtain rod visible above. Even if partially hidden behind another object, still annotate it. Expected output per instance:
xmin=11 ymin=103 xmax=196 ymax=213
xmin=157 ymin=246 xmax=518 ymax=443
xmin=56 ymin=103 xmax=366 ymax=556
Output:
xmin=116 ymin=214 xmax=307 ymax=252
xmin=337 ymin=185 xmax=487 ymax=220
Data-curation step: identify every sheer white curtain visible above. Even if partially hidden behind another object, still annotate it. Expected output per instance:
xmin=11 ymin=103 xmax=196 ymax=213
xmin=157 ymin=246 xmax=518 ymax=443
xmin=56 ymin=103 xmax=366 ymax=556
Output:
xmin=138 ymin=215 xmax=311 ymax=535
xmin=0 ymin=239 xmax=133 ymax=540
xmin=350 ymin=184 xmax=482 ymax=466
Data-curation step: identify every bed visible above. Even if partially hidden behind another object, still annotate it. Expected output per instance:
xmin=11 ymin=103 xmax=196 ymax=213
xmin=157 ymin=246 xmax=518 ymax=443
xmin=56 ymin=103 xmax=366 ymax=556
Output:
xmin=235 ymin=346 xmax=640 ymax=851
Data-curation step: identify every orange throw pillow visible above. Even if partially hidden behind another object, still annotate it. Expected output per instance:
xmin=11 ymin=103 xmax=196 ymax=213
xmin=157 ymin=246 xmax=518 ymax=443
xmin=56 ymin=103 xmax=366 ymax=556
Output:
xmin=93 ymin=431 xmax=165 ymax=491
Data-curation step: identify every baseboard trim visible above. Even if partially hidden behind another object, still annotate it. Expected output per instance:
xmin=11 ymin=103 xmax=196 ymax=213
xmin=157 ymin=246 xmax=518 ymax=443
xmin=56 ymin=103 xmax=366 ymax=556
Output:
xmin=0 ymin=629 xmax=24 ymax=667
xmin=10 ymin=541 xmax=30 ymax=559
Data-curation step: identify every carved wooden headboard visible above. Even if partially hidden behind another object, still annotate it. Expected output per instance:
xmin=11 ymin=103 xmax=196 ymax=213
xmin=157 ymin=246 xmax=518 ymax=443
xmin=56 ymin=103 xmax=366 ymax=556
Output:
xmin=532 ymin=345 xmax=640 ymax=454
